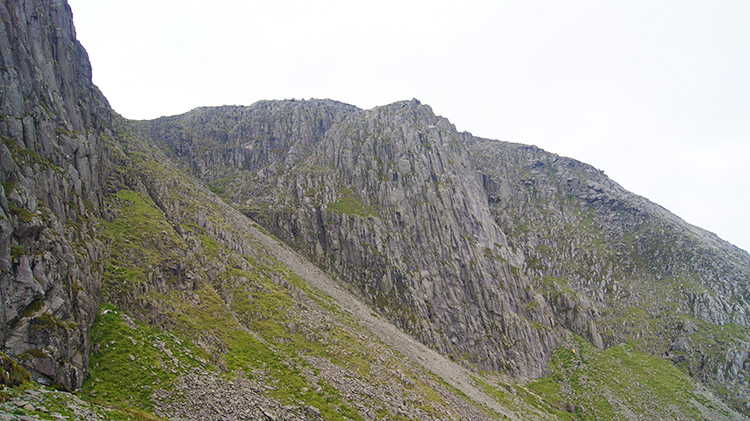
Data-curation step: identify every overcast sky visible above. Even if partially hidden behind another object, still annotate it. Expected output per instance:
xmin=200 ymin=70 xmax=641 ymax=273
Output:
xmin=66 ymin=0 xmax=750 ymax=253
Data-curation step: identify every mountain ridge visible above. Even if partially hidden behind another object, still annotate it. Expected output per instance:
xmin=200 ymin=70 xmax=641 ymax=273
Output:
xmin=1 ymin=0 xmax=748 ymax=419
xmin=143 ymin=97 xmax=750 ymax=411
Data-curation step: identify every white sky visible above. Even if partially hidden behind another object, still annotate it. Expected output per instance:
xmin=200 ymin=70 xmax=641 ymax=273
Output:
xmin=67 ymin=0 xmax=750 ymax=253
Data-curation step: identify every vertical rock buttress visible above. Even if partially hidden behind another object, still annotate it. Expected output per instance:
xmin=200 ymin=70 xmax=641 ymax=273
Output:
xmin=0 ymin=0 xmax=116 ymax=389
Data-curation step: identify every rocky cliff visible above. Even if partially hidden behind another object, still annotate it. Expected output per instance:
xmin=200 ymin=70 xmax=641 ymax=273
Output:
xmin=148 ymin=101 xmax=563 ymax=380
xmin=147 ymin=99 xmax=750 ymax=414
xmin=1 ymin=0 xmax=749 ymax=419
xmin=1 ymin=3 xmax=520 ymax=419
xmin=468 ymin=137 xmax=750 ymax=410
xmin=0 ymin=0 xmax=117 ymax=389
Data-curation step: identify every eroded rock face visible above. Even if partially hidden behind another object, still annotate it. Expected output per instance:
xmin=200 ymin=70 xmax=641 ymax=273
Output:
xmin=280 ymin=101 xmax=561 ymax=377
xmin=147 ymin=100 xmax=561 ymax=378
xmin=469 ymin=138 xmax=750 ymax=329
xmin=0 ymin=0 xmax=115 ymax=389
xmin=146 ymin=98 xmax=750 ymax=407
xmin=467 ymin=137 xmax=750 ymax=408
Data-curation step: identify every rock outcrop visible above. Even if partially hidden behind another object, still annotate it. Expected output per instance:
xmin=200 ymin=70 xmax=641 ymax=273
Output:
xmin=468 ymin=137 xmax=750 ymax=408
xmin=0 ymin=0 xmax=116 ymax=389
xmin=469 ymin=137 xmax=750 ymax=329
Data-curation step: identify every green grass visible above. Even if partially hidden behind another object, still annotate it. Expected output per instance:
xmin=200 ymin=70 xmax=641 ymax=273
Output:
xmin=537 ymin=275 xmax=577 ymax=298
xmin=1 ymin=379 xmax=163 ymax=421
xmin=96 ymin=184 xmax=381 ymax=419
xmin=101 ymin=189 xmax=190 ymax=301
xmin=473 ymin=376 xmax=512 ymax=407
xmin=513 ymin=223 xmax=530 ymax=236
xmin=94 ymin=252 xmax=376 ymax=420
xmin=682 ymin=320 xmax=750 ymax=415
xmin=82 ymin=304 xmax=211 ymax=412
xmin=102 ymin=190 xmax=178 ymax=268
xmin=1 ymin=135 xmax=58 ymax=172
xmin=327 ymin=196 xmax=378 ymax=218
xmin=10 ymin=245 xmax=25 ymax=260
xmin=1 ymin=351 xmax=30 ymax=389
xmin=156 ymin=273 xmax=371 ymax=421
xmin=527 ymin=335 xmax=705 ymax=420
xmin=207 ymin=174 xmax=242 ymax=203
xmin=8 ymin=202 xmax=35 ymax=223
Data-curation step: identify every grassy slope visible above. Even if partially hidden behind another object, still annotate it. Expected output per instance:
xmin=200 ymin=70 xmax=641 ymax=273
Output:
xmin=83 ymin=184 xmax=478 ymax=419
xmin=526 ymin=334 xmax=739 ymax=420
xmin=70 ymin=123 xmax=485 ymax=420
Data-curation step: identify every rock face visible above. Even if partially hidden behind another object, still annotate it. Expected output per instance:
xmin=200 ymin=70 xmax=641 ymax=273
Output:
xmin=469 ymin=137 xmax=750 ymax=329
xmin=146 ymin=98 xmax=750 ymax=411
xmin=147 ymin=101 xmax=562 ymax=379
xmin=0 ymin=0 xmax=117 ymax=388
xmin=468 ymin=138 xmax=750 ymax=409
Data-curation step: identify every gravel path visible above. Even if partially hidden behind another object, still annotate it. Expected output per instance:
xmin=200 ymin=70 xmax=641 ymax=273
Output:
xmin=249 ymin=226 xmax=529 ymax=420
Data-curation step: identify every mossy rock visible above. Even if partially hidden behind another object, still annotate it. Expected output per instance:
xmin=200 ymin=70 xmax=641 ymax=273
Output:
xmin=0 ymin=351 xmax=30 ymax=388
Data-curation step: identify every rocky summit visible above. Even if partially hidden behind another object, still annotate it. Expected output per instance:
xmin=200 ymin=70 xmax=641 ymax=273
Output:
xmin=1 ymin=1 xmax=748 ymax=420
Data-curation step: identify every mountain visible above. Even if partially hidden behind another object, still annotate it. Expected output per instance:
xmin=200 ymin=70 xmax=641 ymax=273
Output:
xmin=145 ymin=99 xmax=750 ymax=414
xmin=1 ymin=0 xmax=748 ymax=420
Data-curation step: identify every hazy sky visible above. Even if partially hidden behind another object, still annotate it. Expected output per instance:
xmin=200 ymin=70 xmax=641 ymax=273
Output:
xmin=67 ymin=0 xmax=750 ymax=253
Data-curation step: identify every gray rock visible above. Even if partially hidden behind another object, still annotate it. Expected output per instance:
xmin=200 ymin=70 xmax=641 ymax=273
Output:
xmin=144 ymin=96 xmax=750 ymax=413
xmin=0 ymin=0 xmax=114 ymax=389
xmin=670 ymin=336 xmax=691 ymax=353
